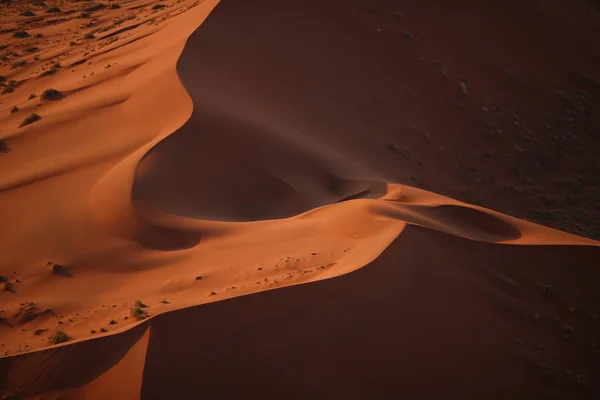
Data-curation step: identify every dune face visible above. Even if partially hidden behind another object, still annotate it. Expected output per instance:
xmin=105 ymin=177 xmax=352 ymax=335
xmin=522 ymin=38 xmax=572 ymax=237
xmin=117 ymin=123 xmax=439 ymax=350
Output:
xmin=134 ymin=0 xmax=600 ymax=238
xmin=1 ymin=0 xmax=600 ymax=399
xmin=1 ymin=227 xmax=599 ymax=399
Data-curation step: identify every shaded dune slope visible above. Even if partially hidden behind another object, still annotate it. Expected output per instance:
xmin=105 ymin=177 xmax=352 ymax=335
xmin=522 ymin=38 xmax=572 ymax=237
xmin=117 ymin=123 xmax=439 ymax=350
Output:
xmin=1 ymin=227 xmax=599 ymax=399
xmin=132 ymin=0 xmax=600 ymax=238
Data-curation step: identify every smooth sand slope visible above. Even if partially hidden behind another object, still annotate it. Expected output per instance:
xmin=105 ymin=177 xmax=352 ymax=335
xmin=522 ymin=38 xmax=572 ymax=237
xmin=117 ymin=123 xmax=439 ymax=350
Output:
xmin=1 ymin=0 xmax=599 ymax=399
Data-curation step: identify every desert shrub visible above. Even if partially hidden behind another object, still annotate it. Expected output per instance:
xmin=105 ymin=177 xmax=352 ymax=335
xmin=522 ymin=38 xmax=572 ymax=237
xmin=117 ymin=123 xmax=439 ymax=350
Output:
xmin=84 ymin=2 xmax=106 ymax=12
xmin=11 ymin=106 xmax=19 ymax=113
xmin=152 ymin=3 xmax=165 ymax=10
xmin=542 ymin=284 xmax=555 ymax=296
xmin=41 ymin=88 xmax=63 ymax=100
xmin=83 ymin=32 xmax=96 ymax=39
xmin=130 ymin=300 xmax=148 ymax=320
xmin=49 ymin=330 xmax=69 ymax=344
xmin=13 ymin=30 xmax=30 ymax=38
xmin=11 ymin=60 xmax=27 ymax=69
xmin=46 ymin=6 xmax=61 ymax=13
xmin=40 ymin=68 xmax=59 ymax=77
xmin=19 ymin=113 xmax=41 ymax=127
xmin=2 ymin=80 xmax=17 ymax=94
xmin=22 ymin=9 xmax=36 ymax=16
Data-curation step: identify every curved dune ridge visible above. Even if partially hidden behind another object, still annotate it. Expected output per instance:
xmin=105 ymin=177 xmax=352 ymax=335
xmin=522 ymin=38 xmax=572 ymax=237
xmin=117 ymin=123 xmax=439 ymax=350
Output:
xmin=1 ymin=0 xmax=599 ymax=398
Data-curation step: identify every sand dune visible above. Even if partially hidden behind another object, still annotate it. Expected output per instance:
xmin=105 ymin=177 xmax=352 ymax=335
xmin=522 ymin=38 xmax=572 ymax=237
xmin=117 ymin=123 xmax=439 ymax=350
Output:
xmin=1 ymin=0 xmax=599 ymax=398
xmin=1 ymin=226 xmax=599 ymax=399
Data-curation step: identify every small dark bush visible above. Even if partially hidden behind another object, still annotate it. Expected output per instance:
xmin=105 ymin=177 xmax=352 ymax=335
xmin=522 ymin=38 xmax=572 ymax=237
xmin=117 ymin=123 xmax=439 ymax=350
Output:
xmin=2 ymin=80 xmax=17 ymax=94
xmin=40 ymin=68 xmax=59 ymax=77
xmin=84 ymin=2 xmax=105 ymax=12
xmin=130 ymin=300 xmax=148 ymax=320
xmin=11 ymin=60 xmax=27 ymax=69
xmin=83 ymin=32 xmax=96 ymax=39
xmin=22 ymin=10 xmax=36 ymax=16
xmin=11 ymin=106 xmax=19 ymax=113
xmin=19 ymin=113 xmax=41 ymax=127
xmin=49 ymin=330 xmax=69 ymax=344
xmin=13 ymin=31 xmax=30 ymax=38
xmin=542 ymin=284 xmax=555 ymax=296
xmin=41 ymin=88 xmax=63 ymax=100
xmin=46 ymin=6 xmax=61 ymax=13
xmin=152 ymin=3 xmax=165 ymax=10
xmin=0 ymin=139 xmax=8 ymax=154
xmin=109 ymin=3 xmax=120 ymax=9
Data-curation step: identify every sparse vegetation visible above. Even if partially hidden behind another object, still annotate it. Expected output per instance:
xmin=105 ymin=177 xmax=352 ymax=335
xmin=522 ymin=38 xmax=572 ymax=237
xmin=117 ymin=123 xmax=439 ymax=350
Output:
xmin=152 ymin=3 xmax=165 ymax=10
xmin=19 ymin=113 xmax=41 ymax=127
xmin=109 ymin=319 xmax=117 ymax=325
xmin=1 ymin=281 xmax=13 ymax=292
xmin=46 ymin=6 xmax=61 ymax=13
xmin=542 ymin=284 xmax=555 ymax=296
xmin=23 ymin=46 xmax=39 ymax=53
xmin=11 ymin=106 xmax=19 ymax=113
xmin=109 ymin=3 xmax=120 ymax=9
xmin=130 ymin=300 xmax=148 ymax=320
xmin=49 ymin=330 xmax=69 ymax=344
xmin=41 ymin=88 xmax=64 ymax=100
xmin=11 ymin=60 xmax=27 ymax=69
xmin=84 ymin=2 xmax=106 ymax=12
xmin=2 ymin=80 xmax=16 ymax=94
xmin=13 ymin=30 xmax=30 ymax=38
xmin=135 ymin=300 xmax=147 ymax=308
xmin=83 ymin=32 xmax=96 ymax=39
xmin=22 ymin=9 xmax=36 ymax=16
xmin=40 ymin=63 xmax=61 ymax=77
